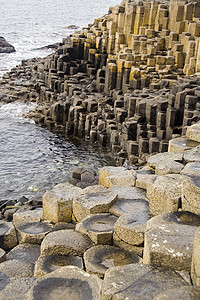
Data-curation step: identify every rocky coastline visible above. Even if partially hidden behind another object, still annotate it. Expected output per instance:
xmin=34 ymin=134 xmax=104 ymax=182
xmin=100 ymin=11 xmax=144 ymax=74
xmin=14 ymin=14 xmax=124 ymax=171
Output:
xmin=0 ymin=0 xmax=200 ymax=298
xmin=0 ymin=37 xmax=15 ymax=54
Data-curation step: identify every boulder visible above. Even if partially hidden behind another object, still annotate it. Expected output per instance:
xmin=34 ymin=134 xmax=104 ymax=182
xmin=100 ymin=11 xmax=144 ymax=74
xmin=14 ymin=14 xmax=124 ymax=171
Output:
xmin=41 ymin=229 xmax=93 ymax=256
xmin=27 ymin=266 xmax=102 ymax=300
xmin=84 ymin=245 xmax=140 ymax=278
xmin=0 ymin=37 xmax=15 ymax=53
xmin=101 ymin=263 xmax=188 ymax=299
xmin=73 ymin=185 xmax=118 ymax=222
xmin=182 ymin=176 xmax=200 ymax=214
xmin=76 ymin=213 xmax=117 ymax=245
xmin=99 ymin=166 xmax=136 ymax=188
xmin=143 ymin=212 xmax=200 ymax=271
xmin=42 ymin=182 xmax=82 ymax=223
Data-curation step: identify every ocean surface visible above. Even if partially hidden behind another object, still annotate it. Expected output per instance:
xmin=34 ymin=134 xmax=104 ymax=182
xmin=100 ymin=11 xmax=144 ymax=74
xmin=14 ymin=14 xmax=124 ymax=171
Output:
xmin=0 ymin=0 xmax=118 ymax=201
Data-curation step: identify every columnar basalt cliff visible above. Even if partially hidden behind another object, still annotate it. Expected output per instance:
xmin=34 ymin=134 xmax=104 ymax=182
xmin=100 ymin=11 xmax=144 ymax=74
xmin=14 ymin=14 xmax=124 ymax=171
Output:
xmin=1 ymin=0 xmax=200 ymax=166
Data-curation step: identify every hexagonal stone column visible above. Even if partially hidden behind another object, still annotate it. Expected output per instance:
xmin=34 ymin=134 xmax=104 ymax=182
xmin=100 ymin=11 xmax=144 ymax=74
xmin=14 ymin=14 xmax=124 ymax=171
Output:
xmin=76 ymin=213 xmax=118 ymax=245
xmin=99 ymin=166 xmax=136 ymax=188
xmin=43 ymin=182 xmax=82 ymax=223
xmin=41 ymin=229 xmax=93 ymax=256
xmin=191 ymin=227 xmax=200 ymax=286
xmin=186 ymin=123 xmax=200 ymax=143
xmin=182 ymin=176 xmax=200 ymax=214
xmin=27 ymin=266 xmax=102 ymax=300
xmin=143 ymin=211 xmax=200 ymax=271
xmin=73 ymin=185 xmax=118 ymax=222
xmin=101 ymin=263 xmax=187 ymax=299
xmin=0 ymin=221 xmax=17 ymax=250
xmin=84 ymin=245 xmax=140 ymax=278
xmin=16 ymin=222 xmax=52 ymax=244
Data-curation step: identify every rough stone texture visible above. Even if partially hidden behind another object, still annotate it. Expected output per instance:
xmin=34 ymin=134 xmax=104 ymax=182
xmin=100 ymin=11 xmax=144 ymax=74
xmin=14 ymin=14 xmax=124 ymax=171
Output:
xmin=186 ymin=123 xmax=200 ymax=143
xmin=0 ymin=249 xmax=6 ymax=263
xmin=101 ymin=263 xmax=188 ymax=300
xmin=148 ymin=174 xmax=187 ymax=216
xmin=113 ymin=232 xmax=143 ymax=257
xmin=34 ymin=254 xmax=83 ymax=277
xmin=168 ymin=137 xmax=200 ymax=153
xmin=16 ymin=222 xmax=52 ymax=244
xmin=183 ymin=146 xmax=200 ymax=162
xmin=147 ymin=152 xmax=183 ymax=169
xmin=114 ymin=211 xmax=149 ymax=247
xmin=136 ymin=174 xmax=158 ymax=192
xmin=0 ymin=259 xmax=34 ymax=278
xmin=155 ymin=160 xmax=184 ymax=176
xmin=73 ymin=185 xmax=118 ymax=222
xmin=0 ymin=37 xmax=15 ymax=53
xmin=13 ymin=208 xmax=43 ymax=225
xmin=41 ymin=229 xmax=93 ymax=256
xmin=154 ymin=286 xmax=200 ymax=300
xmin=42 ymin=182 xmax=82 ymax=223
xmin=84 ymin=245 xmax=140 ymax=278
xmin=6 ymin=244 xmax=40 ymax=264
xmin=99 ymin=166 xmax=136 ymax=188
xmin=181 ymin=162 xmax=200 ymax=176
xmin=27 ymin=266 xmax=102 ymax=300
xmin=182 ymin=176 xmax=200 ymax=214
xmin=191 ymin=227 xmax=200 ymax=286
xmin=0 ymin=277 xmax=36 ymax=300
xmin=76 ymin=213 xmax=117 ymax=245
xmin=0 ymin=221 xmax=17 ymax=250
xmin=143 ymin=212 xmax=200 ymax=271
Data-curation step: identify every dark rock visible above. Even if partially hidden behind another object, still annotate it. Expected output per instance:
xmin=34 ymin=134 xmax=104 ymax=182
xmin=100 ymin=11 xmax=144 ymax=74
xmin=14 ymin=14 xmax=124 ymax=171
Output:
xmin=0 ymin=37 xmax=15 ymax=53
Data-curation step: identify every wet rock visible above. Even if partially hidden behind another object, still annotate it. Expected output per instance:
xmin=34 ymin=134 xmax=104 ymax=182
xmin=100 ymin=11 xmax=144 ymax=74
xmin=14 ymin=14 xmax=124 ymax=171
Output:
xmin=148 ymin=174 xmax=188 ymax=216
xmin=16 ymin=222 xmax=52 ymax=244
xmin=99 ymin=166 xmax=137 ymax=188
xmin=0 ymin=277 xmax=36 ymax=300
xmin=41 ymin=229 xmax=93 ymax=256
xmin=154 ymin=286 xmax=200 ymax=300
xmin=0 ymin=259 xmax=34 ymax=278
xmin=101 ymin=263 xmax=188 ymax=300
xmin=182 ymin=176 xmax=200 ymax=214
xmin=34 ymin=254 xmax=83 ymax=277
xmin=42 ymin=182 xmax=82 ymax=223
xmin=84 ymin=245 xmax=140 ymax=278
xmin=13 ymin=207 xmax=42 ymax=225
xmin=73 ymin=185 xmax=118 ymax=222
xmin=143 ymin=211 xmax=200 ymax=271
xmin=191 ymin=226 xmax=200 ymax=286
xmin=0 ymin=221 xmax=17 ymax=250
xmin=0 ymin=37 xmax=15 ymax=53
xmin=27 ymin=266 xmax=102 ymax=300
xmin=76 ymin=213 xmax=118 ymax=245
xmin=6 ymin=244 xmax=40 ymax=264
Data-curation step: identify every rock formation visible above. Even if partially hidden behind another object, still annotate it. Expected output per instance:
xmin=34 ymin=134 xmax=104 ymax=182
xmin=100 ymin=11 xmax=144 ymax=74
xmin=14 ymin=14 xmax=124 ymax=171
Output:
xmin=0 ymin=36 xmax=15 ymax=53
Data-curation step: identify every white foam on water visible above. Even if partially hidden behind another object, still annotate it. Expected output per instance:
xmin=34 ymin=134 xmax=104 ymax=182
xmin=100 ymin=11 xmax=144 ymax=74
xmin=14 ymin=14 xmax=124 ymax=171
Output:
xmin=0 ymin=102 xmax=37 ymax=122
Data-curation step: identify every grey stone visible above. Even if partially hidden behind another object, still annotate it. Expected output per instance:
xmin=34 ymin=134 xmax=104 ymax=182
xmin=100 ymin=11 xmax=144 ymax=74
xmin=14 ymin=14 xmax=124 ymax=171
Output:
xmin=147 ymin=152 xmax=183 ymax=168
xmin=155 ymin=160 xmax=184 ymax=176
xmin=191 ymin=227 xmax=200 ymax=286
xmin=41 ymin=229 xmax=93 ymax=256
xmin=182 ymin=176 xmax=200 ymax=214
xmin=7 ymin=244 xmax=40 ymax=264
xmin=13 ymin=208 xmax=42 ymax=225
xmin=113 ymin=232 xmax=143 ymax=256
xmin=16 ymin=222 xmax=52 ymax=244
xmin=184 ymin=146 xmax=200 ymax=162
xmin=181 ymin=162 xmax=200 ymax=176
xmin=0 ymin=221 xmax=17 ymax=250
xmin=168 ymin=137 xmax=200 ymax=153
xmin=0 ymin=277 xmax=36 ymax=300
xmin=101 ymin=263 xmax=188 ymax=300
xmin=84 ymin=245 xmax=140 ymax=278
xmin=154 ymin=286 xmax=200 ymax=300
xmin=0 ymin=259 xmax=34 ymax=278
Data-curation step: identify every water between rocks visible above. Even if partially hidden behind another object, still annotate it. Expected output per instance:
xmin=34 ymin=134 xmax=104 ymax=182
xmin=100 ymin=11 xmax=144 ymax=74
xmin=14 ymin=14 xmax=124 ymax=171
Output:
xmin=0 ymin=0 xmax=118 ymax=201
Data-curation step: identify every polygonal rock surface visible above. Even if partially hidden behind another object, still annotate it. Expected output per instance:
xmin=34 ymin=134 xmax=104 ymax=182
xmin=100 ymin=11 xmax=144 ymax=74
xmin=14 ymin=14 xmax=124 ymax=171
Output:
xmin=181 ymin=162 xmax=200 ymax=176
xmin=182 ymin=176 xmax=200 ymax=214
xmin=155 ymin=160 xmax=184 ymax=176
xmin=0 ymin=259 xmax=34 ymax=278
xmin=84 ymin=245 xmax=140 ymax=278
xmin=147 ymin=152 xmax=183 ymax=168
xmin=168 ymin=137 xmax=200 ymax=152
xmin=0 ymin=277 xmax=36 ymax=300
xmin=13 ymin=208 xmax=42 ymax=225
xmin=16 ymin=222 xmax=52 ymax=244
xmin=43 ymin=182 xmax=82 ymax=223
xmin=0 ymin=221 xmax=17 ymax=250
xmin=76 ymin=213 xmax=117 ymax=245
xmin=183 ymin=146 xmax=200 ymax=162
xmin=191 ymin=227 xmax=200 ymax=286
xmin=143 ymin=212 xmax=200 ymax=271
xmin=99 ymin=166 xmax=136 ymax=188
xmin=27 ymin=266 xmax=102 ymax=300
xmin=148 ymin=174 xmax=187 ymax=216
xmin=34 ymin=254 xmax=83 ymax=277
xmin=113 ymin=232 xmax=143 ymax=256
xmin=73 ymin=185 xmax=118 ymax=222
xmin=186 ymin=123 xmax=200 ymax=143
xmin=0 ymin=249 xmax=6 ymax=263
xmin=154 ymin=286 xmax=200 ymax=300
xmin=41 ymin=229 xmax=93 ymax=256
xmin=101 ymin=263 xmax=187 ymax=300
xmin=6 ymin=244 xmax=40 ymax=264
